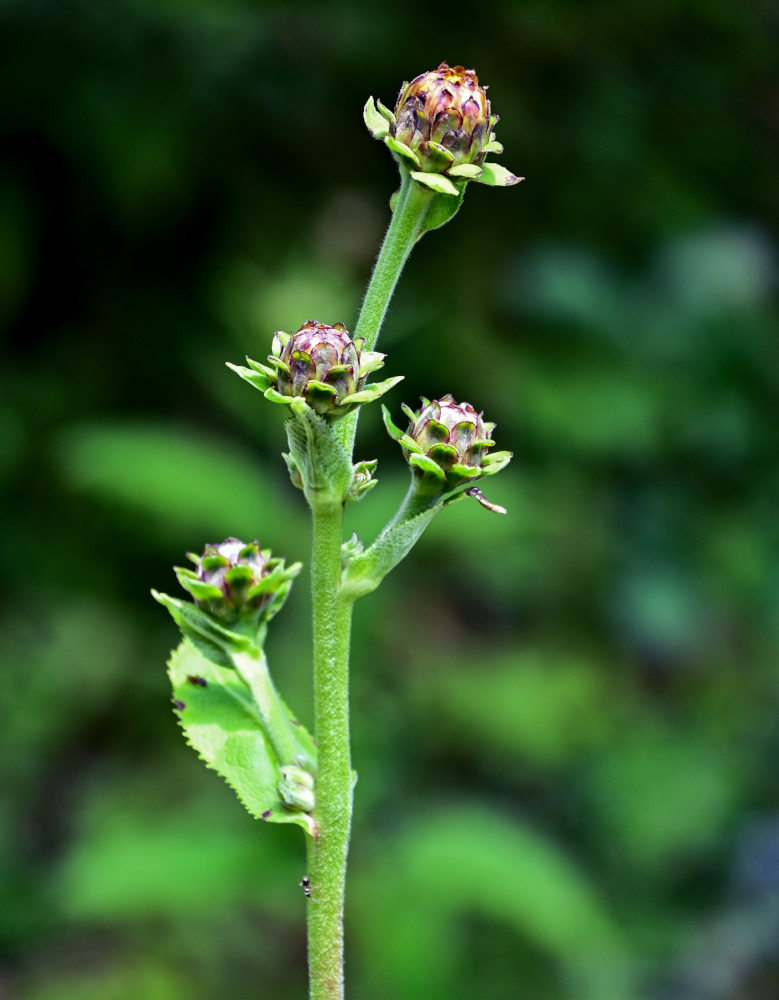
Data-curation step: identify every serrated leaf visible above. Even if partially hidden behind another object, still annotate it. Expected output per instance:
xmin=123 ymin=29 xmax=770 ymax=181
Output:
xmin=363 ymin=96 xmax=390 ymax=139
xmin=409 ymin=171 xmax=459 ymax=196
xmin=168 ymin=640 xmax=314 ymax=833
xmin=476 ymin=162 xmax=524 ymax=187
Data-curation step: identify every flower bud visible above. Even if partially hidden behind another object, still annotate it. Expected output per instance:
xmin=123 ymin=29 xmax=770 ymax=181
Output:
xmin=175 ymin=537 xmax=301 ymax=628
xmin=278 ymin=764 xmax=316 ymax=813
xmin=383 ymin=394 xmax=512 ymax=508
xmin=229 ymin=320 xmax=402 ymax=420
xmin=364 ymin=62 xmax=522 ymax=192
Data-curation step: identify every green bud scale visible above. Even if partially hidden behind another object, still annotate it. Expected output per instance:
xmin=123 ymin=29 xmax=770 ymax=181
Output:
xmin=228 ymin=320 xmax=403 ymax=420
xmin=364 ymin=62 xmax=523 ymax=195
xmin=175 ymin=538 xmax=301 ymax=629
xmin=383 ymin=395 xmax=512 ymax=509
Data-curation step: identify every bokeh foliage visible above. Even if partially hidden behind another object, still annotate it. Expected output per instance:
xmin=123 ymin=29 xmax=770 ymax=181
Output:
xmin=1 ymin=1 xmax=777 ymax=997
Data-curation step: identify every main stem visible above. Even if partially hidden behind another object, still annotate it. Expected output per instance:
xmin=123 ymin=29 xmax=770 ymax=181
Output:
xmin=337 ymin=169 xmax=433 ymax=456
xmin=307 ymin=497 xmax=354 ymax=1000
xmin=306 ymin=170 xmax=431 ymax=999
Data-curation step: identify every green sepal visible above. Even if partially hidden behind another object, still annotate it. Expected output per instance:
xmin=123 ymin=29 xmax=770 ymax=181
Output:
xmin=375 ymin=98 xmax=396 ymax=124
xmin=409 ymin=452 xmax=447 ymax=482
xmin=409 ymin=171 xmax=459 ymax=196
xmin=226 ymin=362 xmax=273 ymax=393
xmin=246 ymin=356 xmax=277 ymax=377
xmin=306 ymin=379 xmax=339 ymax=413
xmin=341 ymin=374 xmax=404 ymax=407
xmin=482 ymin=449 xmax=513 ymax=475
xmin=264 ymin=386 xmax=295 ymax=406
xmin=340 ymin=506 xmax=439 ymax=601
xmin=152 ymin=590 xmax=255 ymax=668
xmin=417 ymin=141 xmax=455 ymax=173
xmin=364 ymin=96 xmax=390 ymax=139
xmin=285 ymin=398 xmax=354 ymax=503
xmin=475 ymin=162 xmax=523 ymax=187
xmin=382 ymin=404 xmax=406 ymax=442
xmin=446 ymin=462 xmax=483 ymax=485
xmin=385 ymin=135 xmax=421 ymax=167
xmin=174 ymin=569 xmax=222 ymax=603
xmin=168 ymin=639 xmax=316 ymax=835
xmin=447 ymin=163 xmax=483 ymax=179
xmin=481 ymin=139 xmax=504 ymax=155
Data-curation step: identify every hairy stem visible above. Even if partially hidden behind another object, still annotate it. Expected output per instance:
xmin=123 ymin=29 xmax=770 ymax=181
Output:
xmin=338 ymin=170 xmax=433 ymax=455
xmin=307 ymin=498 xmax=354 ymax=1000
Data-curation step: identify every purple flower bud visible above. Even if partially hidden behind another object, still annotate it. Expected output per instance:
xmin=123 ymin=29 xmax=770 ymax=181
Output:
xmin=175 ymin=538 xmax=301 ymax=627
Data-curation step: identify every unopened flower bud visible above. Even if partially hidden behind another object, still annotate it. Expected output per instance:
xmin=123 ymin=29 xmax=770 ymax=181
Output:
xmin=229 ymin=320 xmax=402 ymax=420
xmin=278 ymin=764 xmax=316 ymax=813
xmin=384 ymin=394 xmax=512 ymax=509
xmin=175 ymin=537 xmax=301 ymax=627
xmin=364 ymin=62 xmax=522 ymax=193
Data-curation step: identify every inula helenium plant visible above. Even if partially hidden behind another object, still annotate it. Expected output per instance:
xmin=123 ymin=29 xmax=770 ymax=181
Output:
xmin=154 ymin=61 xmax=521 ymax=1000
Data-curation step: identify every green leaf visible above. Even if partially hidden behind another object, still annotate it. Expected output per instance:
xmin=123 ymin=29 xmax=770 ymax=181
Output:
xmin=475 ymin=162 xmax=523 ymax=187
xmin=152 ymin=591 xmax=253 ymax=667
xmin=285 ymin=399 xmax=354 ymax=502
xmin=363 ymin=96 xmax=390 ymax=139
xmin=341 ymin=506 xmax=438 ymax=600
xmin=409 ymin=171 xmax=459 ymax=196
xmin=481 ymin=139 xmax=504 ymax=154
xmin=168 ymin=640 xmax=315 ymax=833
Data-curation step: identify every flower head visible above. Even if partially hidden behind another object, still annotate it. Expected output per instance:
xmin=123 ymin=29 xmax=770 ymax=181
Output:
xmin=229 ymin=320 xmax=402 ymax=420
xmin=175 ymin=538 xmax=301 ymax=627
xmin=364 ymin=62 xmax=522 ymax=194
xmin=384 ymin=394 xmax=512 ymax=509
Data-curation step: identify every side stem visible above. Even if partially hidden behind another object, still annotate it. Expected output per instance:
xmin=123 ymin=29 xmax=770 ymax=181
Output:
xmin=338 ymin=170 xmax=433 ymax=455
xmin=307 ymin=497 xmax=354 ymax=1000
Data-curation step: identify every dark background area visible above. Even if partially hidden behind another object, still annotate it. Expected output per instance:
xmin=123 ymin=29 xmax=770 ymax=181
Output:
xmin=1 ymin=1 xmax=777 ymax=998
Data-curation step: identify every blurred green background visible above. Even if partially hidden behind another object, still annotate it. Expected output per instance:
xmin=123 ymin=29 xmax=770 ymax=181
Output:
xmin=1 ymin=1 xmax=777 ymax=998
